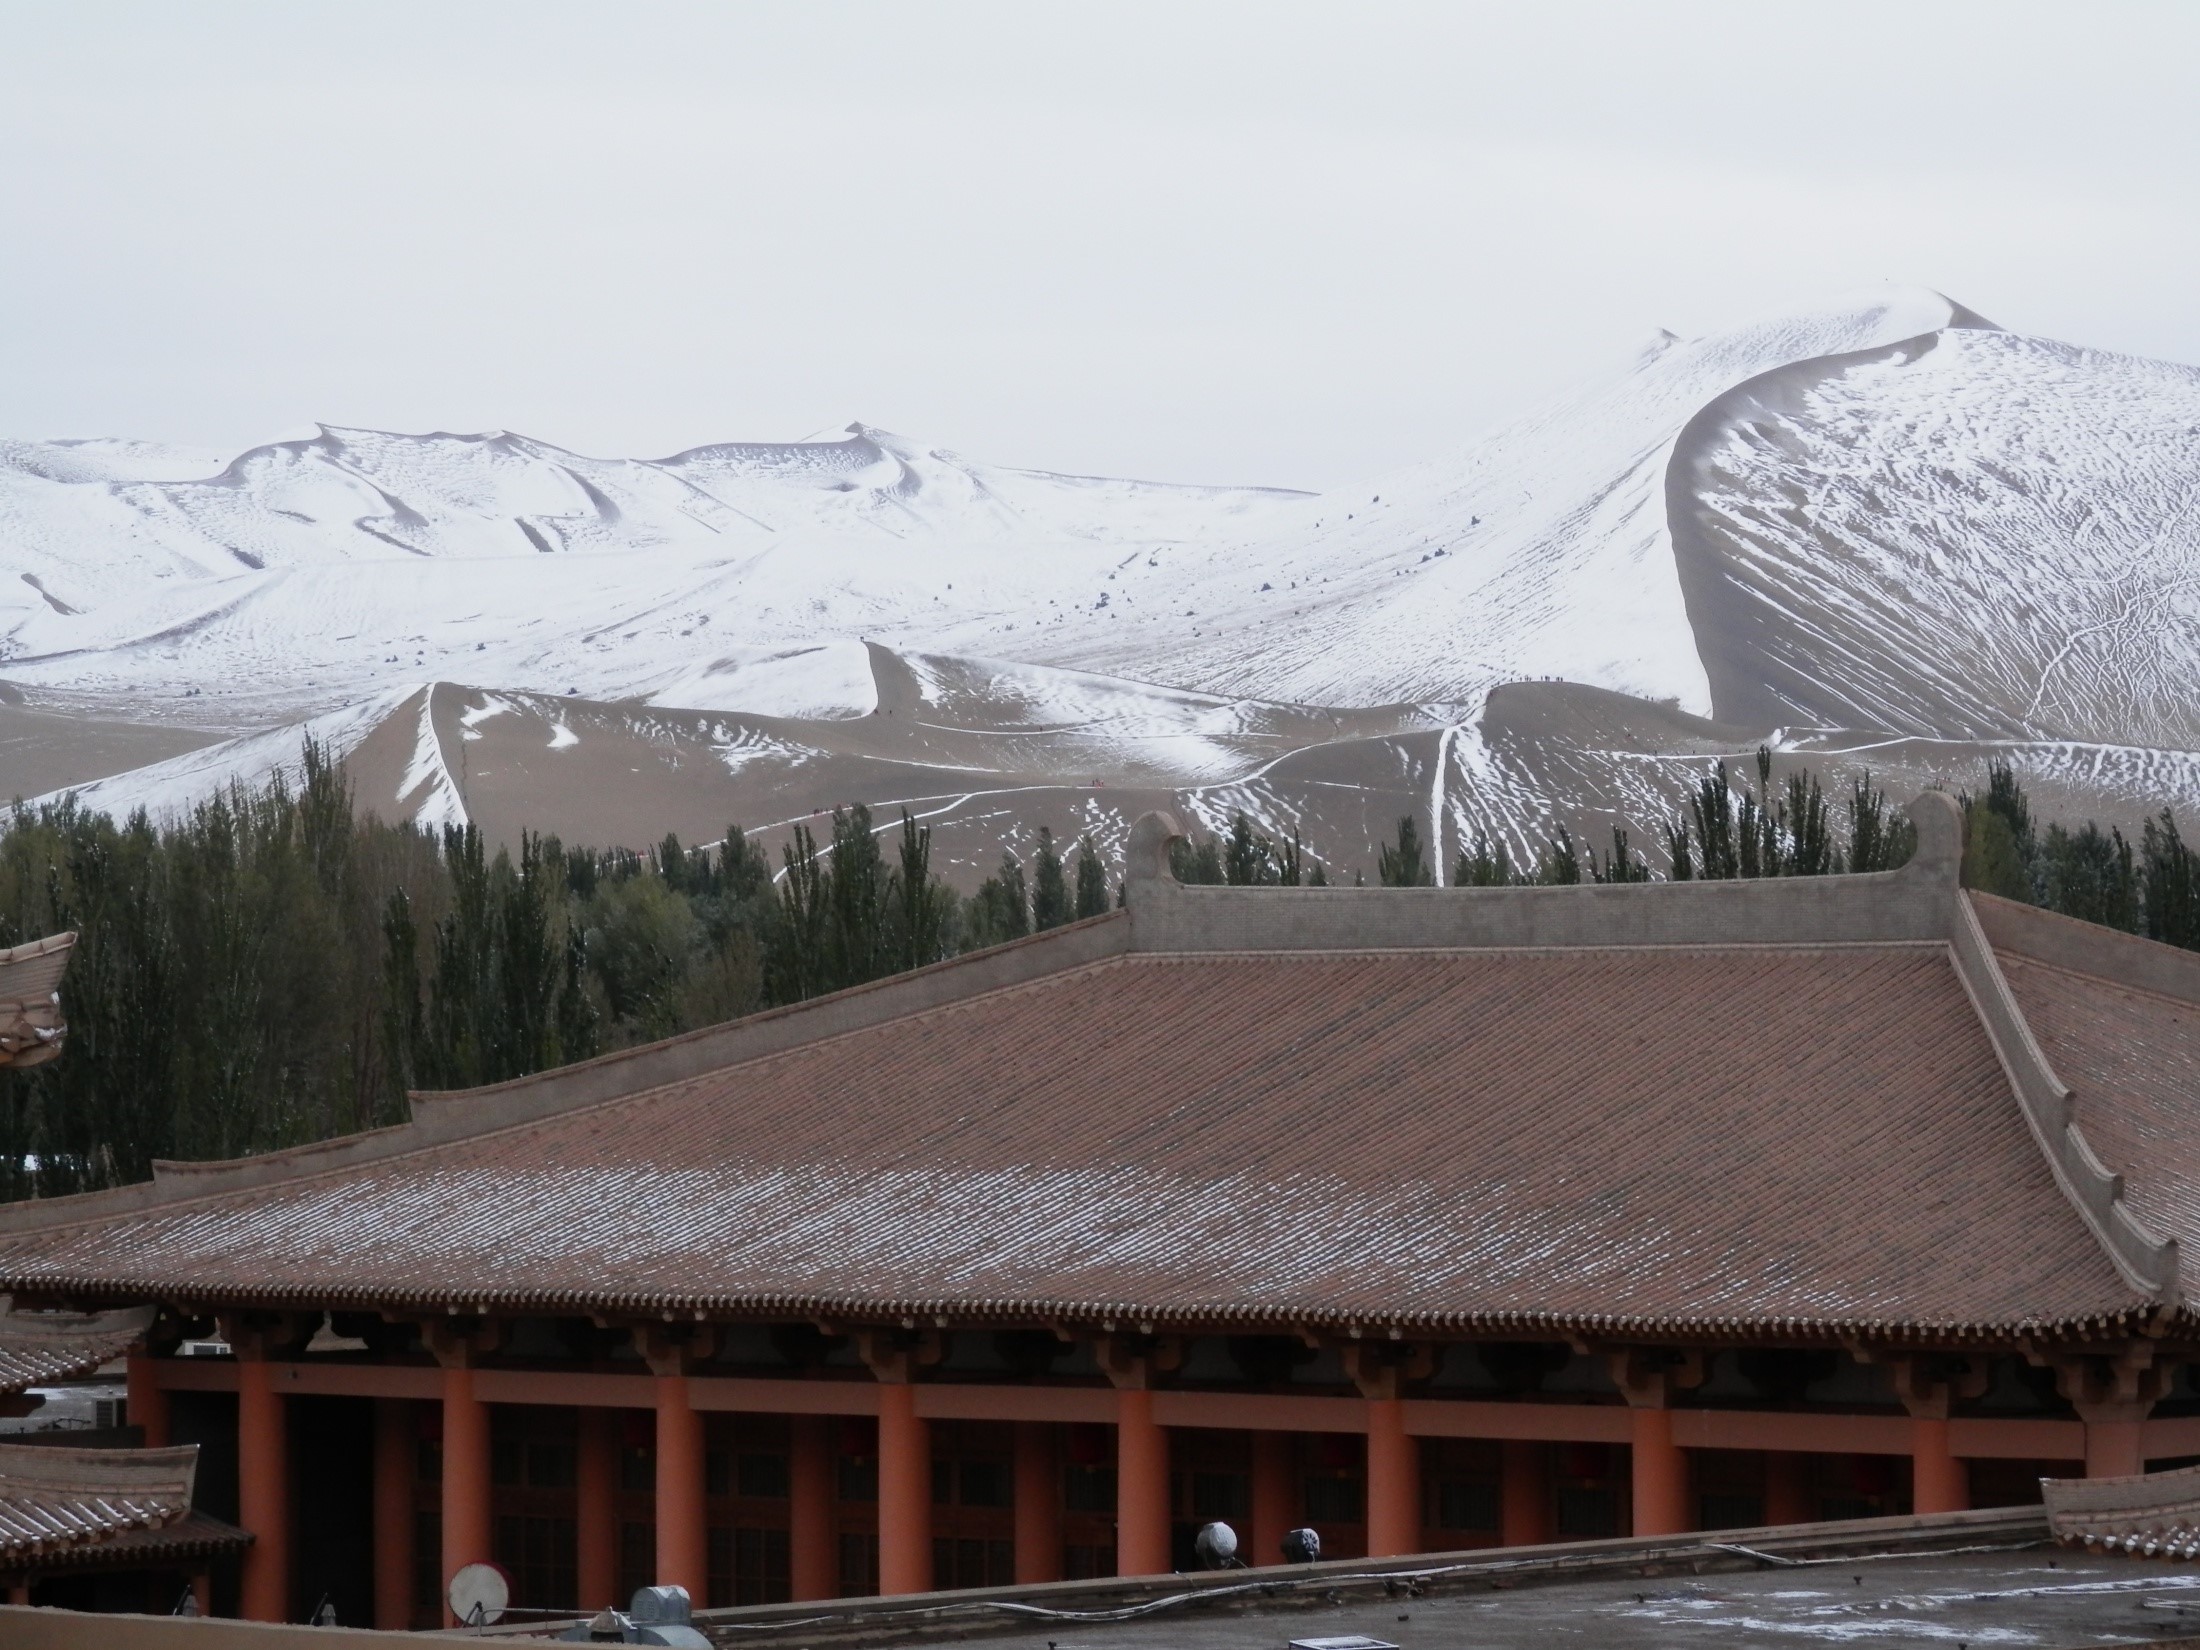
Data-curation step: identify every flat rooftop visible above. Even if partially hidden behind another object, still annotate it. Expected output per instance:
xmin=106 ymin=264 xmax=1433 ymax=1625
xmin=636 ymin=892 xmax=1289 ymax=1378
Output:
xmin=493 ymin=1509 xmax=2200 ymax=1649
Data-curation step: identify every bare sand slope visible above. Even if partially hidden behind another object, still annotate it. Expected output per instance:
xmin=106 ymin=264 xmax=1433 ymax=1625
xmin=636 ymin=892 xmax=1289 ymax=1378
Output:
xmin=0 ymin=702 xmax=217 ymax=804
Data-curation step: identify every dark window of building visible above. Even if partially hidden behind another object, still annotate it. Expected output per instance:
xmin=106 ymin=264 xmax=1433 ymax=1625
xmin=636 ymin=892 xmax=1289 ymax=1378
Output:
xmin=1698 ymin=1493 xmax=1763 ymax=1531
xmin=1303 ymin=1472 xmax=1363 ymax=1524
xmin=737 ymin=1452 xmax=789 ymax=1499
xmin=839 ymin=1455 xmax=878 ymax=1502
xmin=959 ymin=1460 xmax=1010 ymax=1507
xmin=838 ymin=1532 xmax=879 ymax=1597
xmin=495 ymin=1513 xmax=577 ymax=1612
xmin=1188 ymin=1470 xmax=1248 ymax=1522
xmin=932 ymin=1536 xmax=1014 ymax=1588
xmin=1555 ymin=1485 xmax=1618 ymax=1539
xmin=1436 ymin=1479 xmax=1500 ymax=1531
xmin=411 ymin=1510 xmax=442 ymax=1629
xmin=709 ymin=1525 xmax=791 ymax=1605
xmin=1065 ymin=1465 xmax=1116 ymax=1512
xmin=1064 ymin=1542 xmax=1116 ymax=1580
xmin=618 ymin=1521 xmax=655 ymax=1605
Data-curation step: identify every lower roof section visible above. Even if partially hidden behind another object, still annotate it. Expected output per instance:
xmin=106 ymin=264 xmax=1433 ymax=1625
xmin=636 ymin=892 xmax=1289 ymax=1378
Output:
xmin=0 ymin=1441 xmax=199 ymax=1561
xmin=0 ymin=940 xmax=2143 ymax=1337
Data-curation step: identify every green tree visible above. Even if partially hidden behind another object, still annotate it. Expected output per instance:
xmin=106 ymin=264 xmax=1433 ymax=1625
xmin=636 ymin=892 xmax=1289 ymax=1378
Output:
xmin=1032 ymin=828 xmax=1071 ymax=930
xmin=1377 ymin=815 xmax=1434 ymax=887
xmin=1454 ymin=830 xmax=1515 ymax=887
xmin=1534 ymin=827 xmax=1582 ymax=885
xmin=1072 ymin=836 xmax=1109 ymax=919
xmin=2142 ymin=811 xmax=2200 ymax=949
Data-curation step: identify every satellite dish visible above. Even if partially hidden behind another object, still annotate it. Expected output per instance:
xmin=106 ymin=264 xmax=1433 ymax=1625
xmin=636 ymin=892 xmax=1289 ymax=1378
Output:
xmin=1194 ymin=1520 xmax=1241 ymax=1568
xmin=448 ymin=1561 xmax=511 ymax=1626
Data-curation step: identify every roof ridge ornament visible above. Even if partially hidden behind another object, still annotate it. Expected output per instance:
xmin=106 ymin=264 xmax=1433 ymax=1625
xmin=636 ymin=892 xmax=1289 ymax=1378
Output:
xmin=1125 ymin=809 xmax=1188 ymax=886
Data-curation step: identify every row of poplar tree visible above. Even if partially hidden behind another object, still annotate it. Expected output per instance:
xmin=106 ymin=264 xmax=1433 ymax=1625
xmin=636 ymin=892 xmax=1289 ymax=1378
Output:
xmin=0 ymin=744 xmax=1123 ymax=1198
xmin=4 ymin=742 xmax=2198 ymax=1197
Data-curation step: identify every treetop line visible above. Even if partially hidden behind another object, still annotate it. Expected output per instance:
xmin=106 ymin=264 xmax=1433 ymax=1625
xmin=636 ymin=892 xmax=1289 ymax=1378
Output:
xmin=2 ymin=741 xmax=2196 ymax=1199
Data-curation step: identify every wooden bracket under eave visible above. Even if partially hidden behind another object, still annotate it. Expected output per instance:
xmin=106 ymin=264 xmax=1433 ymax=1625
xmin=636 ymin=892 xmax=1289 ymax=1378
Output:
xmin=1342 ymin=1339 xmax=1436 ymax=1400
xmin=1601 ymin=1345 xmax=1706 ymax=1407
xmin=855 ymin=1326 xmax=943 ymax=1384
xmin=1096 ymin=1331 xmax=1182 ymax=1391
xmin=420 ymin=1315 xmax=504 ymax=1369
xmin=632 ymin=1320 xmax=719 ymax=1377
xmin=215 ymin=1309 xmax=316 ymax=1361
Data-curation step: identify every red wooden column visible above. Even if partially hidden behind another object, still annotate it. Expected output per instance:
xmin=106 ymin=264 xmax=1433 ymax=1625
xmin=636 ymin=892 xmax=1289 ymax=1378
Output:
xmin=1629 ymin=1407 xmax=1689 ymax=1536
xmin=1096 ymin=1329 xmax=1172 ymax=1577
xmin=236 ymin=1350 xmax=290 ymax=1621
xmin=2085 ymin=1414 xmax=2146 ymax=1478
xmin=1891 ymin=1357 xmax=1975 ymax=1516
xmin=1249 ymin=1431 xmax=1295 ymax=1567
xmin=876 ymin=1381 xmax=933 ymax=1593
xmin=655 ymin=1375 xmax=708 ymax=1603
xmin=1500 ymin=1441 xmax=1550 ymax=1545
xmin=1114 ymin=1387 xmax=1170 ymax=1575
xmin=1347 ymin=1343 xmax=1429 ymax=1558
xmin=1012 ymin=1421 xmax=1063 ymax=1584
xmin=1363 ymin=1398 xmax=1421 ymax=1557
xmin=1910 ymin=1418 xmax=1968 ymax=1514
xmin=856 ymin=1331 xmax=937 ymax=1595
xmin=1611 ymin=1351 xmax=1695 ymax=1539
xmin=1763 ymin=1451 xmax=1812 ymax=1526
xmin=576 ymin=1407 xmax=620 ymax=1611
xmin=440 ymin=1363 xmax=493 ymax=1625
xmin=372 ymin=1398 xmax=415 ymax=1629
xmin=126 ymin=1346 xmax=169 ymax=1447
xmin=789 ymin=1415 xmax=838 ymax=1600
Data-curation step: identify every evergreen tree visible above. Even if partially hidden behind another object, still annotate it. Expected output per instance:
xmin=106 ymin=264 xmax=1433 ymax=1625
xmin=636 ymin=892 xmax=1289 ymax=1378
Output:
xmin=1224 ymin=814 xmax=1277 ymax=886
xmin=823 ymin=806 xmax=889 ymax=988
xmin=1686 ymin=765 xmax=1740 ymax=879
xmin=966 ymin=852 xmax=1031 ymax=948
xmin=1592 ymin=827 xmax=1652 ymax=884
xmin=1846 ymin=775 xmax=1912 ymax=872
xmin=1454 ymin=829 xmax=1514 ymax=887
xmin=380 ymin=888 xmax=422 ymax=1095
xmin=1534 ymin=826 xmax=1582 ymax=885
xmin=1377 ymin=815 xmax=1434 ymax=887
xmin=2143 ymin=811 xmax=2200 ymax=948
xmin=1072 ymin=836 xmax=1109 ymax=919
xmin=892 ymin=813 xmax=955 ymax=967
xmin=1031 ymin=828 xmax=1071 ymax=929
xmin=2041 ymin=822 xmax=2138 ymax=931
xmin=1663 ymin=819 xmax=1694 ymax=881
xmin=1169 ymin=836 xmax=1227 ymax=884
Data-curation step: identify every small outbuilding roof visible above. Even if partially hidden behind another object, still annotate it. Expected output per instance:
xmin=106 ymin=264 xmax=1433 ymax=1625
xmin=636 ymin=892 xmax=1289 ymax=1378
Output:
xmin=0 ymin=1441 xmax=199 ymax=1560
xmin=0 ymin=1302 xmax=153 ymax=1396
xmin=0 ymin=932 xmax=73 ymax=1070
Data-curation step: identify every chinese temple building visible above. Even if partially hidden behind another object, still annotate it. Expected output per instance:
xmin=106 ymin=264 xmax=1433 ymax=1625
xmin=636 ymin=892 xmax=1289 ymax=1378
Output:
xmin=1 ymin=800 xmax=2197 ymax=1629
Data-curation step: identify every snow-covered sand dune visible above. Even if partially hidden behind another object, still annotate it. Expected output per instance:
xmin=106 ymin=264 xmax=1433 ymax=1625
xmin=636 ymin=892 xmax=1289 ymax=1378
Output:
xmin=7 ymin=285 xmax=2198 ymax=880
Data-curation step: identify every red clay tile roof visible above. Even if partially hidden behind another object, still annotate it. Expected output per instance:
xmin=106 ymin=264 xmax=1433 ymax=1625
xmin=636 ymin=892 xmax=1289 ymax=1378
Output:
xmin=2045 ymin=1462 xmax=2200 ymax=1556
xmin=0 ymin=1441 xmax=198 ymax=1560
xmin=0 ymin=943 xmax=2146 ymax=1337
xmin=0 ymin=1303 xmax=153 ymax=1396
xmin=1995 ymin=945 xmax=2200 ymax=1284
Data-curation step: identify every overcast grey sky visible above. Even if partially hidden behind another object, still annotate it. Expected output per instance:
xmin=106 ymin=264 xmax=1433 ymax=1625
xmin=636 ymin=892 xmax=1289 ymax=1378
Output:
xmin=5 ymin=2 xmax=2196 ymax=489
